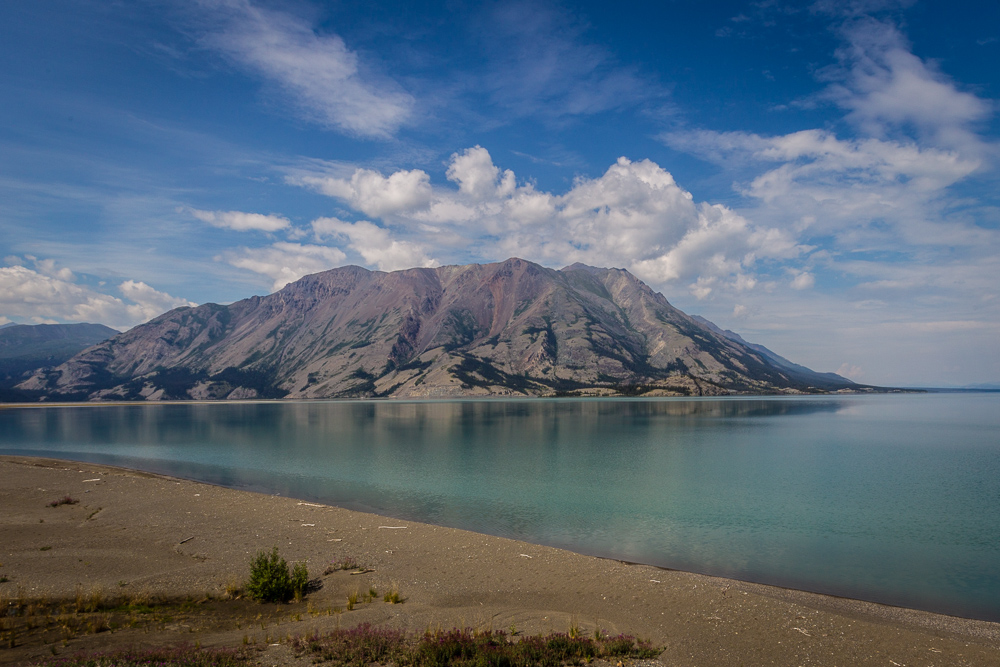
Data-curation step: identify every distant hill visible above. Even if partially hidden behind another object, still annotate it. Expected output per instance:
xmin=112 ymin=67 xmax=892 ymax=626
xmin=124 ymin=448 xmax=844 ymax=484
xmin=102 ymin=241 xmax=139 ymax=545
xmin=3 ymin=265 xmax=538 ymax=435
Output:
xmin=0 ymin=323 xmax=119 ymax=401
xmin=17 ymin=259 xmax=857 ymax=401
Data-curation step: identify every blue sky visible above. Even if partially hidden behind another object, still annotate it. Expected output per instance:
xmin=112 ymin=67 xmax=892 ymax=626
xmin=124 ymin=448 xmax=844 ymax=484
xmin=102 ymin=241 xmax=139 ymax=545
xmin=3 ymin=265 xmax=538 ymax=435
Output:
xmin=1 ymin=0 xmax=998 ymax=387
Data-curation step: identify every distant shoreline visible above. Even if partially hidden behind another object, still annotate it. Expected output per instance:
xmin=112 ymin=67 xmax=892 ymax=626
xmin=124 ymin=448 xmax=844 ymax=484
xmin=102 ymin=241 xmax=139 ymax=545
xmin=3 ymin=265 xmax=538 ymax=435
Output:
xmin=2 ymin=455 xmax=1000 ymax=665
xmin=0 ymin=386 xmax=948 ymax=410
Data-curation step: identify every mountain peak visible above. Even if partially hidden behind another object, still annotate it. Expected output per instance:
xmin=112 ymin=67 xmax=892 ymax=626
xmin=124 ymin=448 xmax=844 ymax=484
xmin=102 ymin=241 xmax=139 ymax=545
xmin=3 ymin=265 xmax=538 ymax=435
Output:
xmin=561 ymin=262 xmax=625 ymax=274
xmin=16 ymin=260 xmax=855 ymax=401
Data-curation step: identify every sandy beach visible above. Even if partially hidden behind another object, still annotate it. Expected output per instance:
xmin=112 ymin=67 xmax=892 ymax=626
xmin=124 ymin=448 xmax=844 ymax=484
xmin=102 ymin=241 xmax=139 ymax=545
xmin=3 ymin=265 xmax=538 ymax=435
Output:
xmin=2 ymin=455 xmax=999 ymax=666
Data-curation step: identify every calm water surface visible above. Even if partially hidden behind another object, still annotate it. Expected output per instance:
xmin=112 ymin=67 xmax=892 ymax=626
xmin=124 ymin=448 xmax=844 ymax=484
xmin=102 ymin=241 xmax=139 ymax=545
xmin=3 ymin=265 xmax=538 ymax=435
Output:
xmin=2 ymin=394 xmax=998 ymax=621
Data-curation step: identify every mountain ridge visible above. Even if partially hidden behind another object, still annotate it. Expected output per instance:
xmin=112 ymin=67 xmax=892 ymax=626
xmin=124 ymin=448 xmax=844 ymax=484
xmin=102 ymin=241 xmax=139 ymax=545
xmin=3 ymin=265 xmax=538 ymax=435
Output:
xmin=15 ymin=259 xmax=855 ymax=401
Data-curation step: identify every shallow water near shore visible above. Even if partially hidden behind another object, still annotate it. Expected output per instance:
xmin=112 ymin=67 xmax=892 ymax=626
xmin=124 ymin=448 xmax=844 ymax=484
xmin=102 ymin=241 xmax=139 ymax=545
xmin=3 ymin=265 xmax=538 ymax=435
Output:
xmin=2 ymin=393 xmax=999 ymax=622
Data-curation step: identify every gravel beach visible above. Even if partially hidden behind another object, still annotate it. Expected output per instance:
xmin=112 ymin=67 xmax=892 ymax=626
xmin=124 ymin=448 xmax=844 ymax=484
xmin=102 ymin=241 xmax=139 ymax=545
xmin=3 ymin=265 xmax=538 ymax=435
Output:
xmin=2 ymin=456 xmax=998 ymax=666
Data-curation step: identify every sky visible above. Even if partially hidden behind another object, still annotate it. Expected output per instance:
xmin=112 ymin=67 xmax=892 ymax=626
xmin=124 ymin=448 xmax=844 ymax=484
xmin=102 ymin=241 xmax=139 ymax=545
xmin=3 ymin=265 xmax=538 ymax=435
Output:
xmin=1 ymin=0 xmax=998 ymax=388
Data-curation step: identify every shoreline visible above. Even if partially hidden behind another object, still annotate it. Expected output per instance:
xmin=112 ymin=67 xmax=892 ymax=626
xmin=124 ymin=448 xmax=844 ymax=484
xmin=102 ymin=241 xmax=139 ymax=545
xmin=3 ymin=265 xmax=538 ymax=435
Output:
xmin=0 ymin=388 xmax=934 ymax=411
xmin=3 ymin=455 xmax=1000 ymax=666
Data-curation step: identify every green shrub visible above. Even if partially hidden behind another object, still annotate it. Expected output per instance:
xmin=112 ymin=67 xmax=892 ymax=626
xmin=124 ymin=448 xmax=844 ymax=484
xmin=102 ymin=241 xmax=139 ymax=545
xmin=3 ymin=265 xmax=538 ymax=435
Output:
xmin=245 ymin=548 xmax=305 ymax=603
xmin=291 ymin=561 xmax=309 ymax=601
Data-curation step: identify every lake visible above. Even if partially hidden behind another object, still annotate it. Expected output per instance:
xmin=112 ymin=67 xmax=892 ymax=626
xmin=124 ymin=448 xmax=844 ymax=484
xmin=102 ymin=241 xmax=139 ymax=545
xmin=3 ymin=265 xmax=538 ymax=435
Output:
xmin=1 ymin=393 xmax=998 ymax=621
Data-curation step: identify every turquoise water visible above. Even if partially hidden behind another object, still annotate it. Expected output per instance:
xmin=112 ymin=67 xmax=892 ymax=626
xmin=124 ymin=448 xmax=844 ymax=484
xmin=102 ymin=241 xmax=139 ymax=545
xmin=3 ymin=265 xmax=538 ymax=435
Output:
xmin=2 ymin=394 xmax=999 ymax=621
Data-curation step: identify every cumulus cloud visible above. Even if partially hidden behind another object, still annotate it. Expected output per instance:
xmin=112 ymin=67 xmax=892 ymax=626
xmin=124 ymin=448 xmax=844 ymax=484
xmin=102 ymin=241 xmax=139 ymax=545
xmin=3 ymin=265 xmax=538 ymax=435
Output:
xmin=312 ymin=218 xmax=437 ymax=272
xmin=292 ymin=147 xmax=802 ymax=299
xmin=196 ymin=0 xmax=413 ymax=138
xmin=0 ymin=258 xmax=195 ymax=329
xmin=219 ymin=242 xmax=347 ymax=290
xmin=185 ymin=207 xmax=290 ymax=232
xmin=291 ymin=168 xmax=432 ymax=218
xmin=447 ymin=146 xmax=516 ymax=200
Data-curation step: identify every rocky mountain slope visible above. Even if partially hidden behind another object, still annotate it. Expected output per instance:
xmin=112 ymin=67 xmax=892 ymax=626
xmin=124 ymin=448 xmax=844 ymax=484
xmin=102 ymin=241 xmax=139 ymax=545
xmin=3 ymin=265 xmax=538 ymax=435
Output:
xmin=16 ymin=259 xmax=854 ymax=401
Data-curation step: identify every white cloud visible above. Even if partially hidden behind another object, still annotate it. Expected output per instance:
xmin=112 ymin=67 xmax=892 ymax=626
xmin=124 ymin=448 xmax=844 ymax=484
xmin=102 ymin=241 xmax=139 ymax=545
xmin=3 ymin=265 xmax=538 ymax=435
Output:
xmin=118 ymin=280 xmax=197 ymax=322
xmin=664 ymin=129 xmax=980 ymax=236
xmin=220 ymin=242 xmax=347 ymax=290
xmin=292 ymin=147 xmax=802 ymax=299
xmin=0 ymin=258 xmax=195 ymax=329
xmin=185 ymin=207 xmax=290 ymax=232
xmin=790 ymin=271 xmax=815 ymax=290
xmin=446 ymin=146 xmax=516 ymax=200
xmin=312 ymin=218 xmax=437 ymax=272
xmin=291 ymin=168 xmax=432 ymax=218
xmin=198 ymin=0 xmax=413 ymax=138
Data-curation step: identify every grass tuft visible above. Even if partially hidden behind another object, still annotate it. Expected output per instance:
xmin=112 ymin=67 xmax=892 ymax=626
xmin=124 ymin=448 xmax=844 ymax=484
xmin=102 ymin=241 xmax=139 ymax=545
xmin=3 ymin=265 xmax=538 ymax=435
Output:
xmin=223 ymin=577 xmax=242 ymax=600
xmin=47 ymin=496 xmax=78 ymax=508
xmin=383 ymin=584 xmax=404 ymax=604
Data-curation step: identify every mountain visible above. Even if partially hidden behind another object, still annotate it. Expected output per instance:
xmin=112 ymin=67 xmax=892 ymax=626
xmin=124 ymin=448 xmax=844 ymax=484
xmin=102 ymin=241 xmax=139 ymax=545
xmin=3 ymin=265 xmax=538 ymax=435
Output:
xmin=16 ymin=259 xmax=855 ymax=401
xmin=0 ymin=323 xmax=119 ymax=401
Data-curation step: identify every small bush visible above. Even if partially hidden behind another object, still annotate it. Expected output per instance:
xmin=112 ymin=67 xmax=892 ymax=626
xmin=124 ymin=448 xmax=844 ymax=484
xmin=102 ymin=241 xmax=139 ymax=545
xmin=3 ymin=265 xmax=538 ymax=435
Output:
xmin=245 ymin=548 xmax=305 ymax=603
xmin=47 ymin=495 xmax=78 ymax=507
xmin=291 ymin=562 xmax=309 ymax=601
